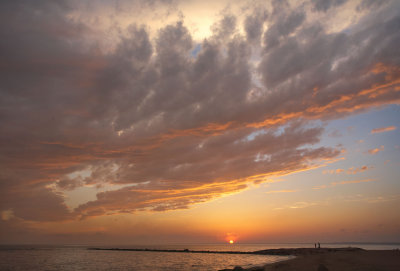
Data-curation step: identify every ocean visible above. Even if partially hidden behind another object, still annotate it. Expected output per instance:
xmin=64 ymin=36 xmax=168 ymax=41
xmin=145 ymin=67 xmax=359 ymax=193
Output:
xmin=0 ymin=243 xmax=398 ymax=271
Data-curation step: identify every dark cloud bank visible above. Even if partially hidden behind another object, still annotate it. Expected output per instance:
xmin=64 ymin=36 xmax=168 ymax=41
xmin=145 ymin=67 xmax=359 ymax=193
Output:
xmin=0 ymin=0 xmax=399 ymax=228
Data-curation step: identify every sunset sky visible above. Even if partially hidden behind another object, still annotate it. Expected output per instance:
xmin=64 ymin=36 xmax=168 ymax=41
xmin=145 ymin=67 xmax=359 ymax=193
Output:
xmin=1 ymin=0 xmax=399 ymax=245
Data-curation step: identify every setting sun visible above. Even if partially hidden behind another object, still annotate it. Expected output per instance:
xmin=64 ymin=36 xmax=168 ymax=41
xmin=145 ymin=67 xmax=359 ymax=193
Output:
xmin=229 ymin=240 xmax=234 ymax=244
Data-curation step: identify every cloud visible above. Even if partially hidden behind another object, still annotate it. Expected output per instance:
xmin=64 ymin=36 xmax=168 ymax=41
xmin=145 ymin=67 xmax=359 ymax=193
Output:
xmin=289 ymin=201 xmax=317 ymax=209
xmin=343 ymin=194 xmax=400 ymax=203
xmin=266 ymin=190 xmax=296 ymax=194
xmin=346 ymin=165 xmax=372 ymax=174
xmin=0 ymin=0 xmax=399 ymax=223
xmin=323 ymin=168 xmax=345 ymax=174
xmin=314 ymin=178 xmax=376 ymax=190
xmin=368 ymin=145 xmax=384 ymax=154
xmin=312 ymin=185 xmax=327 ymax=190
xmin=312 ymin=0 xmax=347 ymax=12
xmin=0 ymin=185 xmax=72 ymax=222
xmin=244 ymin=9 xmax=268 ymax=44
xmin=328 ymin=129 xmax=342 ymax=137
xmin=73 ymin=123 xmax=340 ymax=218
xmin=323 ymin=165 xmax=372 ymax=174
xmin=1 ymin=210 xmax=14 ymax=221
xmin=275 ymin=201 xmax=318 ymax=210
xmin=371 ymin=125 xmax=397 ymax=134
xmin=331 ymin=178 xmax=376 ymax=186
xmin=357 ymin=0 xmax=389 ymax=11
xmin=263 ymin=7 xmax=305 ymax=50
xmin=74 ymin=181 xmax=248 ymax=218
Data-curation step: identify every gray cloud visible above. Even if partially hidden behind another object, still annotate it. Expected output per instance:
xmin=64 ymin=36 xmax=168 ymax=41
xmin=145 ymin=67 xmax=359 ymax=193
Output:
xmin=211 ymin=15 xmax=237 ymax=42
xmin=0 ymin=0 xmax=399 ymax=223
xmin=244 ymin=9 xmax=268 ymax=44
xmin=264 ymin=9 xmax=306 ymax=49
xmin=357 ymin=0 xmax=388 ymax=11
xmin=312 ymin=0 xmax=347 ymax=12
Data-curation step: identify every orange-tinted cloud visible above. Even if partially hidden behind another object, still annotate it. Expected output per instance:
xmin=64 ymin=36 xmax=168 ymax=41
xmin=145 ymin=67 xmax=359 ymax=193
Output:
xmin=346 ymin=165 xmax=372 ymax=174
xmin=323 ymin=168 xmax=345 ymax=174
xmin=266 ymin=190 xmax=296 ymax=194
xmin=331 ymin=179 xmax=376 ymax=186
xmin=314 ymin=178 xmax=376 ymax=190
xmin=0 ymin=0 xmax=399 ymax=228
xmin=274 ymin=201 xmax=318 ymax=210
xmin=74 ymin=181 xmax=249 ymax=218
xmin=312 ymin=185 xmax=327 ymax=190
xmin=368 ymin=145 xmax=384 ymax=155
xmin=371 ymin=126 xmax=397 ymax=134
xmin=323 ymin=166 xmax=372 ymax=175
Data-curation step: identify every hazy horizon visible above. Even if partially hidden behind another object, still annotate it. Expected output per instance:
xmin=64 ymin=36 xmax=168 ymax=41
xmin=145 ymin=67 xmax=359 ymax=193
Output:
xmin=1 ymin=0 xmax=399 ymax=246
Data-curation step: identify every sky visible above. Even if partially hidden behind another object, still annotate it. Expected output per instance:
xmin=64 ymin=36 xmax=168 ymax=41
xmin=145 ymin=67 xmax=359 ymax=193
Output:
xmin=0 ymin=0 xmax=399 ymax=245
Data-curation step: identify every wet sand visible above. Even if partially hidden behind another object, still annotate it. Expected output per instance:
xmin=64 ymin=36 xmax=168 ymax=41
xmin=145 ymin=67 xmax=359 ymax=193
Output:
xmin=91 ymin=247 xmax=400 ymax=271
xmin=225 ymin=248 xmax=400 ymax=271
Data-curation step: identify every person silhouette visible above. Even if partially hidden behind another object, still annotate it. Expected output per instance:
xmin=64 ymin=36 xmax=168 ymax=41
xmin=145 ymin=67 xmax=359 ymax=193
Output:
xmin=314 ymin=243 xmax=316 ymax=248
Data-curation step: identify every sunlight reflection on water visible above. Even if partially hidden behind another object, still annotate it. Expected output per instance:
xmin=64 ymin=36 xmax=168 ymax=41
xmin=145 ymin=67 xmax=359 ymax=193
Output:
xmin=1 ymin=243 xmax=398 ymax=270
xmin=0 ymin=245 xmax=289 ymax=271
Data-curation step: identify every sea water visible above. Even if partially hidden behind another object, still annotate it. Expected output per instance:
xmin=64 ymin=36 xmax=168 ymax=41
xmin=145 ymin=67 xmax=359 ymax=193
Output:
xmin=0 ymin=243 xmax=398 ymax=271
xmin=0 ymin=244 xmax=288 ymax=271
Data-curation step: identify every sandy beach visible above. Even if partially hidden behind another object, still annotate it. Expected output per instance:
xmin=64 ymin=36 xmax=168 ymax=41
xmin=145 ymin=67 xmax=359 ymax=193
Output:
xmin=229 ymin=248 xmax=400 ymax=271
xmin=95 ymin=246 xmax=400 ymax=271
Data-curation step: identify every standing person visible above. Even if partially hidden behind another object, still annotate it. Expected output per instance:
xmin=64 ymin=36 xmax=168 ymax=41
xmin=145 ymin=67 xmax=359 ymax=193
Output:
xmin=314 ymin=243 xmax=317 ymax=248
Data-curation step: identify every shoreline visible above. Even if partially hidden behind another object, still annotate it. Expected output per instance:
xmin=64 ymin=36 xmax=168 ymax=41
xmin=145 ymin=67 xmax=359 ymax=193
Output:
xmin=90 ymin=247 xmax=400 ymax=271
xmin=90 ymin=247 xmax=400 ymax=270
xmin=222 ymin=248 xmax=400 ymax=271
xmin=88 ymin=247 xmax=363 ymax=256
xmin=89 ymin=247 xmax=400 ymax=270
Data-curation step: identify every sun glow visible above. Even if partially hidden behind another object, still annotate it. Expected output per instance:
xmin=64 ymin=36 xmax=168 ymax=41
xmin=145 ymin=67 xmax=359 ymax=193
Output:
xmin=229 ymin=240 xmax=234 ymax=244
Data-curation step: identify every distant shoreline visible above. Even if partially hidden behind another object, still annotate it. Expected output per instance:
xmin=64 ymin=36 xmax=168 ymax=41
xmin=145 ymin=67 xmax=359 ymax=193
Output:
xmin=88 ymin=246 xmax=364 ymax=256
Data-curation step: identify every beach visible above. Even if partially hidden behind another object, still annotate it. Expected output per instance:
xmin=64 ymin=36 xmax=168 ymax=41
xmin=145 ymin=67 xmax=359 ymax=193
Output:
xmin=225 ymin=248 xmax=400 ymax=271
xmin=3 ymin=245 xmax=397 ymax=270
xmin=90 ymin=246 xmax=400 ymax=271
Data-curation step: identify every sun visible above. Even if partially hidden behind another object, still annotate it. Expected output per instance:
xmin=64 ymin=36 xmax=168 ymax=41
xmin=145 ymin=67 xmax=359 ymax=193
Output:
xmin=229 ymin=240 xmax=234 ymax=244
